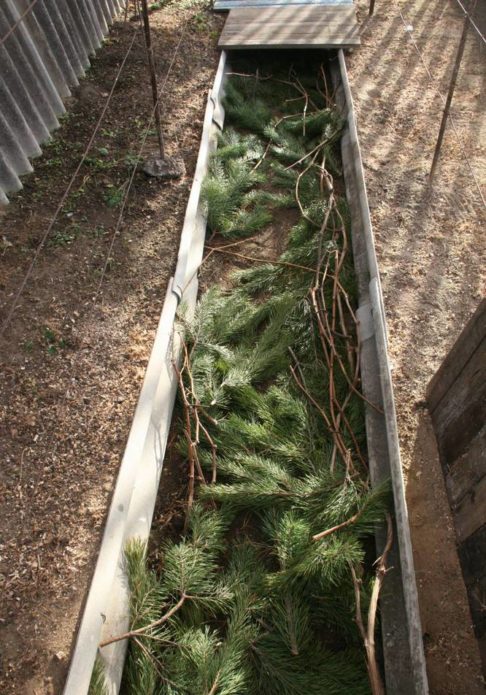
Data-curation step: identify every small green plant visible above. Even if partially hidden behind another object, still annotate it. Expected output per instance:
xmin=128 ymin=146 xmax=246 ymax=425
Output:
xmin=45 ymin=156 xmax=63 ymax=168
xmin=85 ymin=155 xmax=112 ymax=171
xmin=104 ymin=184 xmax=126 ymax=208
xmin=42 ymin=326 xmax=68 ymax=355
xmin=192 ymin=11 xmax=209 ymax=31
xmin=43 ymin=327 xmax=57 ymax=355
xmin=48 ymin=223 xmax=82 ymax=247
xmin=124 ymin=153 xmax=143 ymax=169
xmin=90 ymin=225 xmax=106 ymax=239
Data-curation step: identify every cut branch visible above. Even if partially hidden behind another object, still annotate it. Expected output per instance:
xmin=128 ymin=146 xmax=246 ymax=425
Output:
xmin=350 ymin=514 xmax=393 ymax=695
xmin=100 ymin=593 xmax=187 ymax=647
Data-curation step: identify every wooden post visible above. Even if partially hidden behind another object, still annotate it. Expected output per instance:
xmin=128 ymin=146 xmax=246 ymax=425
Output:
xmin=140 ymin=0 xmax=165 ymax=160
xmin=369 ymin=0 xmax=376 ymax=16
xmin=429 ymin=0 xmax=476 ymax=183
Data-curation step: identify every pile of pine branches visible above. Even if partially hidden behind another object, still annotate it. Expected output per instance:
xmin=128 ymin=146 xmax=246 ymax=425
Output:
xmin=109 ymin=54 xmax=391 ymax=695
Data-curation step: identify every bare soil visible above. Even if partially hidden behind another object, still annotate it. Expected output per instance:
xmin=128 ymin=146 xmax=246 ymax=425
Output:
xmin=349 ymin=1 xmax=486 ymax=693
xmin=0 ymin=5 xmax=223 ymax=694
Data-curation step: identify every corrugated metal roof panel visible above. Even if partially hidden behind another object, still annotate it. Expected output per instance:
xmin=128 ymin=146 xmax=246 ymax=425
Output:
xmin=0 ymin=0 xmax=126 ymax=204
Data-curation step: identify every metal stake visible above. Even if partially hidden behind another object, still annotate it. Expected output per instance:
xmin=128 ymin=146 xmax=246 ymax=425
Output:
xmin=140 ymin=0 xmax=165 ymax=160
xmin=429 ymin=0 xmax=476 ymax=183
xmin=369 ymin=0 xmax=375 ymax=16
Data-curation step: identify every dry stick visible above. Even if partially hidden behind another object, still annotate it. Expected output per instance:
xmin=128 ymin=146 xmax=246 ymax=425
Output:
xmin=183 ymin=343 xmax=201 ymax=441
xmin=173 ymin=360 xmax=200 ymax=522
xmin=179 ymin=345 xmax=216 ymax=486
xmin=337 ymin=292 xmax=355 ymax=374
xmin=312 ymin=508 xmax=363 ymax=541
xmin=319 ymin=292 xmax=365 ymax=467
xmin=198 ymin=419 xmax=218 ymax=484
xmin=315 ymin=265 xmax=366 ymax=467
xmin=289 ymin=364 xmax=349 ymax=465
xmin=202 ymin=231 xmax=263 ymax=265
xmin=309 ymin=192 xmax=355 ymax=471
xmin=96 ymin=20 xmax=189 ymax=298
xmin=350 ymin=514 xmax=393 ymax=695
xmin=205 ymin=246 xmax=318 ymax=274
xmin=207 ymin=670 xmax=222 ymax=695
xmin=308 ymin=288 xmax=348 ymax=463
xmin=140 ymin=0 xmax=165 ymax=159
xmin=429 ymin=0 xmax=476 ymax=183
xmin=315 ymin=280 xmax=382 ymax=414
xmin=100 ymin=593 xmax=187 ymax=647
xmin=310 ymin=179 xmax=366 ymax=470
xmin=133 ymin=636 xmax=179 ymax=689
xmin=285 ymin=139 xmax=326 ymax=172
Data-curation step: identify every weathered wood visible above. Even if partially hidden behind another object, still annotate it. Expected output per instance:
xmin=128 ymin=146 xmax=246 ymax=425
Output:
xmin=447 ymin=425 xmax=486 ymax=509
xmin=428 ymin=297 xmax=486 ymax=675
xmin=333 ymin=53 xmax=428 ymax=695
xmin=431 ymin=338 xmax=486 ymax=468
xmin=214 ymin=0 xmax=353 ymax=10
xmin=428 ymin=298 xmax=486 ymax=413
xmin=458 ymin=523 xmax=486 ymax=643
xmin=218 ymin=5 xmax=360 ymax=49
xmin=453 ymin=469 xmax=486 ymax=543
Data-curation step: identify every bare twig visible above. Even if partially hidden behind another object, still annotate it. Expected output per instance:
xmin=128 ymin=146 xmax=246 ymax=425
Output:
xmin=207 ymin=670 xmax=222 ymax=695
xmin=100 ymin=593 xmax=187 ymax=647
xmin=312 ymin=508 xmax=363 ymax=541
xmin=205 ymin=246 xmax=318 ymax=274
xmin=350 ymin=514 xmax=393 ymax=695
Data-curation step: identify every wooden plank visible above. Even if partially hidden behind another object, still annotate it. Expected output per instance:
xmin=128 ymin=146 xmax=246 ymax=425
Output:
xmin=431 ymin=338 xmax=486 ymax=468
xmin=453 ymin=473 xmax=486 ymax=543
xmin=214 ymin=0 xmax=352 ymax=9
xmin=219 ymin=3 xmax=353 ymax=16
xmin=457 ymin=524 xmax=486 ymax=641
xmin=447 ymin=424 xmax=486 ymax=544
xmin=219 ymin=5 xmax=360 ymax=48
xmin=447 ymin=425 xmax=486 ymax=509
xmin=333 ymin=52 xmax=428 ymax=694
xmin=428 ymin=298 xmax=486 ymax=413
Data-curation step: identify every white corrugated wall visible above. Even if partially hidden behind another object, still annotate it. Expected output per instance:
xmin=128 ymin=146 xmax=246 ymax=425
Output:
xmin=0 ymin=0 xmax=126 ymax=204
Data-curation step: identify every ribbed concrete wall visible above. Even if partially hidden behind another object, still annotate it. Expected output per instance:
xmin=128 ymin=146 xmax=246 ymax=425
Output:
xmin=0 ymin=0 xmax=126 ymax=204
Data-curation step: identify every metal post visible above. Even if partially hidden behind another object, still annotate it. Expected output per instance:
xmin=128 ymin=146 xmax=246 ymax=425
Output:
xmin=140 ymin=0 xmax=165 ymax=160
xmin=429 ymin=0 xmax=476 ymax=182
xmin=369 ymin=0 xmax=375 ymax=16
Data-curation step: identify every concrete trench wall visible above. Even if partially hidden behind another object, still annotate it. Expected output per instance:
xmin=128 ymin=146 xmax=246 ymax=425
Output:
xmin=0 ymin=0 xmax=126 ymax=204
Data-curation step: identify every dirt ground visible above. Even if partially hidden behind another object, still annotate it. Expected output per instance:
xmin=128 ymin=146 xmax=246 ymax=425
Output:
xmin=0 ymin=4 xmax=224 ymax=694
xmin=349 ymin=1 xmax=486 ymax=693
xmin=0 ymin=1 xmax=485 ymax=694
